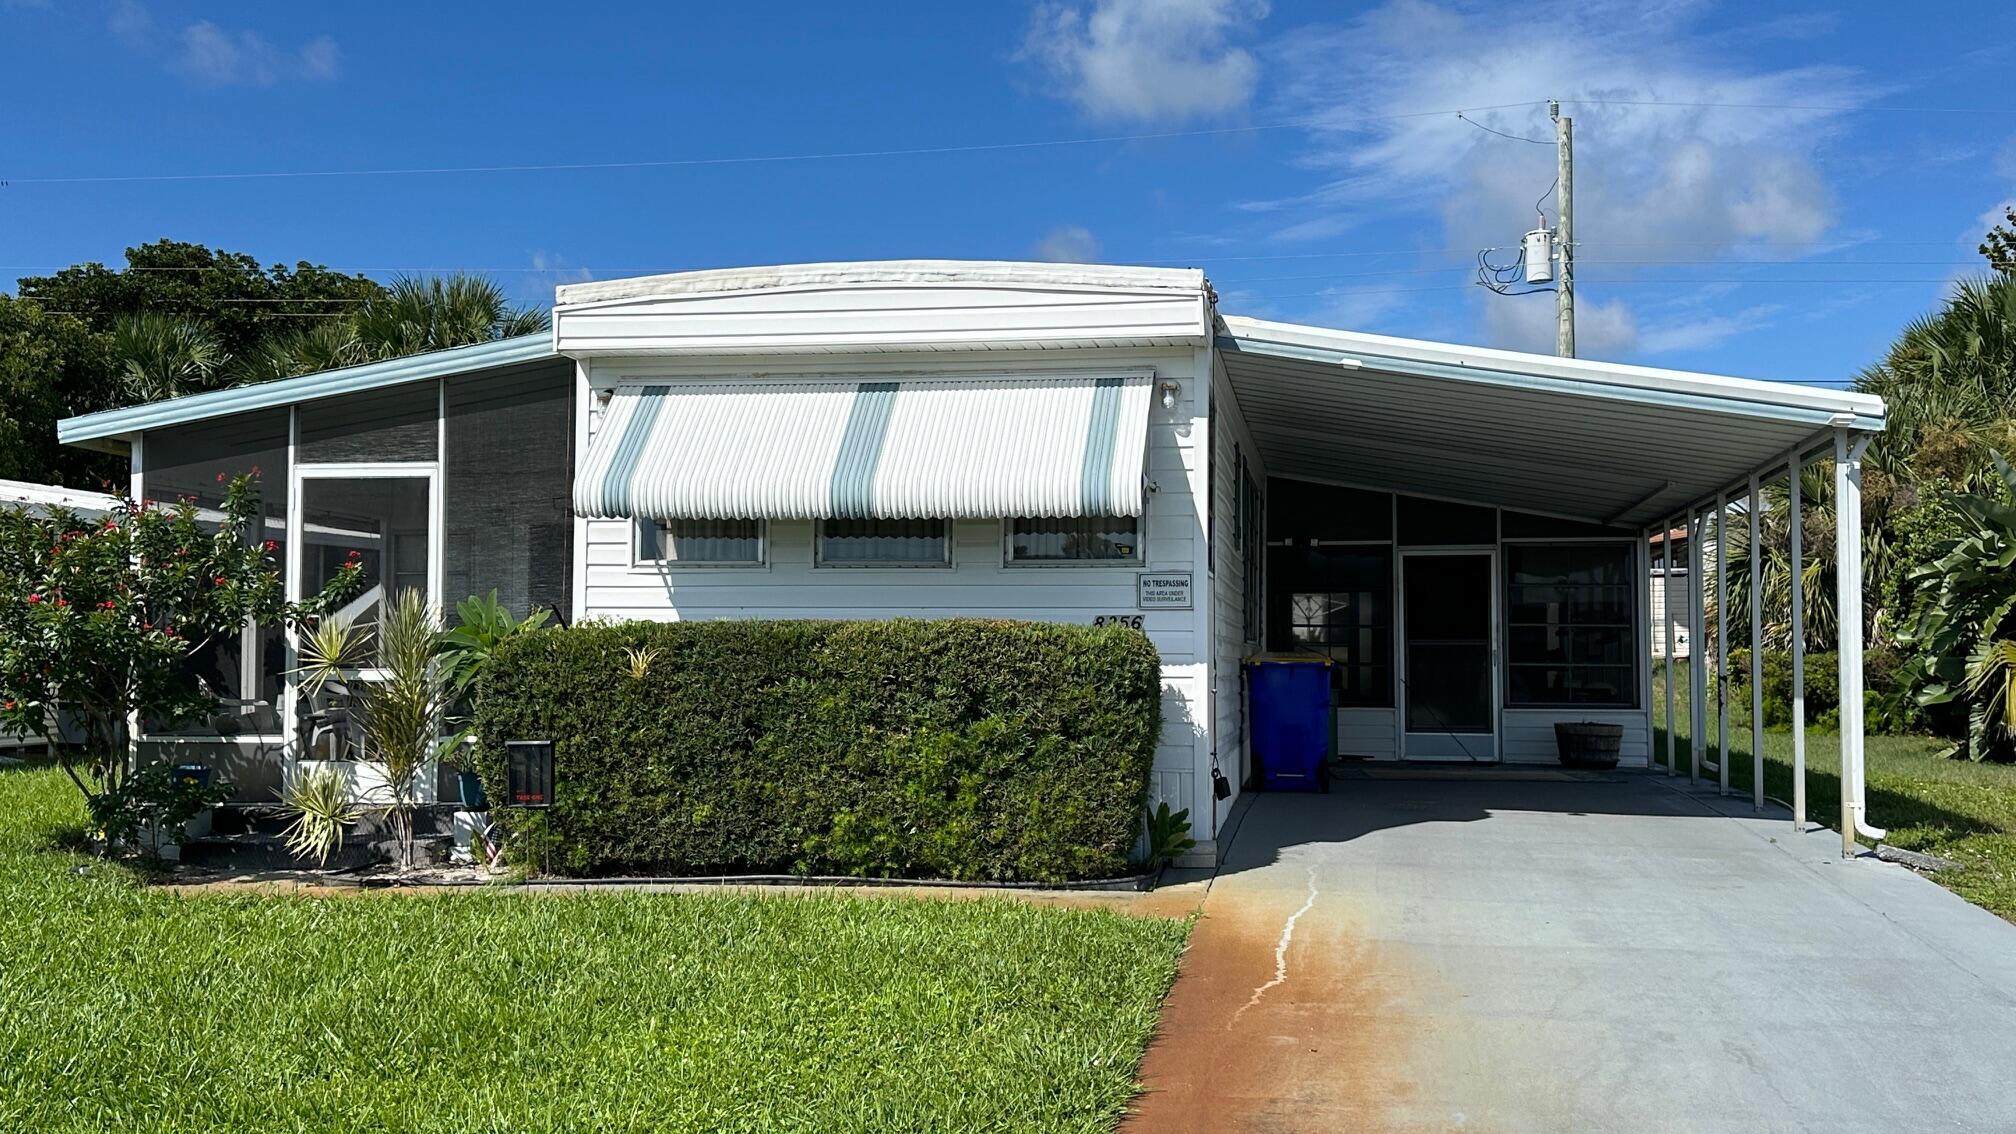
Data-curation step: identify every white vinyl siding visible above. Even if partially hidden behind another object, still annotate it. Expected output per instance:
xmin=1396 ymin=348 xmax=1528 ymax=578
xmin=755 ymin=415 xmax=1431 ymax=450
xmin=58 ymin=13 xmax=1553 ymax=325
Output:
xmin=1208 ymin=355 xmax=1264 ymax=817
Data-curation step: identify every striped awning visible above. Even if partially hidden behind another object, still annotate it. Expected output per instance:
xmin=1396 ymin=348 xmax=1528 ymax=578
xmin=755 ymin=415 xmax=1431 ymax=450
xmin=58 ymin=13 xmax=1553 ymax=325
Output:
xmin=574 ymin=373 xmax=1154 ymax=520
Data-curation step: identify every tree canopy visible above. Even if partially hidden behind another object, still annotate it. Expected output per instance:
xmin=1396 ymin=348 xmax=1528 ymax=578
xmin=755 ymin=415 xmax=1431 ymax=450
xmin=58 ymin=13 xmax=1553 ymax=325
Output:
xmin=2 ymin=241 xmax=548 ymax=490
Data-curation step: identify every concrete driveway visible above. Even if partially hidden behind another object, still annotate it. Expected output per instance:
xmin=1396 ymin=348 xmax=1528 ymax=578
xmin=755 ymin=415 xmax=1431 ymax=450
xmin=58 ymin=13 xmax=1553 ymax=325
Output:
xmin=1125 ymin=770 xmax=2016 ymax=1133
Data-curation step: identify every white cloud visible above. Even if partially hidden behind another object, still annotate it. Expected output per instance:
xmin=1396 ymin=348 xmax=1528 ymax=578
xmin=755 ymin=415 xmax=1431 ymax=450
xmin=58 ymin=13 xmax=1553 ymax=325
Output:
xmin=1638 ymin=303 xmax=1783 ymax=354
xmin=1482 ymin=292 xmax=1636 ymax=356
xmin=1252 ymin=0 xmax=1880 ymax=356
xmin=112 ymin=2 xmax=339 ymax=86
xmin=1030 ymin=225 xmax=1103 ymax=263
xmin=1022 ymin=0 xmax=1268 ymax=122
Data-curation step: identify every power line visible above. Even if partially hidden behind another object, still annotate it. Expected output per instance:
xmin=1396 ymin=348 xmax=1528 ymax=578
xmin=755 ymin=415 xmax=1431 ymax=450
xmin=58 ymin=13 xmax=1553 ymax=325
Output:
xmin=0 ymin=101 xmax=1558 ymax=186
xmin=1561 ymin=97 xmax=2016 ymax=116
xmin=1455 ymin=112 xmax=1551 ymax=144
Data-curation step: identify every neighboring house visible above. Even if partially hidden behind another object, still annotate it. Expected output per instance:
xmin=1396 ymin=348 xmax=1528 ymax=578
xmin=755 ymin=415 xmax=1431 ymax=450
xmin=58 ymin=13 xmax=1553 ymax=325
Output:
xmin=57 ymin=261 xmax=1886 ymax=865
xmin=0 ymin=479 xmax=121 ymax=752
xmin=1649 ymin=526 xmax=1692 ymax=661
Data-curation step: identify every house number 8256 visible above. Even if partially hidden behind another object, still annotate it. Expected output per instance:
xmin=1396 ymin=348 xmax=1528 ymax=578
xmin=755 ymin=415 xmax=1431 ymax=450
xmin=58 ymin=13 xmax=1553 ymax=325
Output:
xmin=1092 ymin=615 xmax=1145 ymax=629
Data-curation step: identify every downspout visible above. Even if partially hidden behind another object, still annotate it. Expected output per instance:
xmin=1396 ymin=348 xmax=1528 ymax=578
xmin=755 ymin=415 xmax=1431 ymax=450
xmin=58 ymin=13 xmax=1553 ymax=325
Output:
xmin=1834 ymin=428 xmax=1885 ymax=852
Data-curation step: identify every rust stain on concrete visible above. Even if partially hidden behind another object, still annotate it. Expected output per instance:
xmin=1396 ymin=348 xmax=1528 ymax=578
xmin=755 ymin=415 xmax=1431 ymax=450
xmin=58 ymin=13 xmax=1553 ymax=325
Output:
xmin=1122 ymin=879 xmax=1426 ymax=1134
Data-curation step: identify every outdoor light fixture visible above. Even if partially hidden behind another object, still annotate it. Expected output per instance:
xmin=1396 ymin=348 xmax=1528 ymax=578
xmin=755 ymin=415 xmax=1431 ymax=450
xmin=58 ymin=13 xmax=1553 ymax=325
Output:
xmin=1159 ymin=382 xmax=1179 ymax=410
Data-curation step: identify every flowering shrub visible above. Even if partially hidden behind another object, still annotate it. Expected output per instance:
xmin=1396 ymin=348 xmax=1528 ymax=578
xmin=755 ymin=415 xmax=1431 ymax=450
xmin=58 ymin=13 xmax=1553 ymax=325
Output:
xmin=0 ymin=475 xmax=360 ymax=822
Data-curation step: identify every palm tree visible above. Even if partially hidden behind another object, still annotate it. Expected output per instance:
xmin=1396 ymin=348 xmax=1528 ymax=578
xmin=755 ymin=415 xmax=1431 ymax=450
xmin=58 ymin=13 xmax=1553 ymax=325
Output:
xmin=351 ymin=275 xmax=549 ymax=360
xmin=1719 ymin=461 xmax=1904 ymax=654
xmin=228 ymin=320 xmax=370 ymax=385
xmin=111 ymin=313 xmax=228 ymax=403
xmin=1855 ymin=275 xmax=2016 ymax=490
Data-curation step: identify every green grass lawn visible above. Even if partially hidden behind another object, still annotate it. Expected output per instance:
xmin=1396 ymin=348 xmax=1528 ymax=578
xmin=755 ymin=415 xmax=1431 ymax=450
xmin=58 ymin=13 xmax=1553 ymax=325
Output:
xmin=1654 ymin=662 xmax=2016 ymax=922
xmin=0 ymin=762 xmax=1189 ymax=1133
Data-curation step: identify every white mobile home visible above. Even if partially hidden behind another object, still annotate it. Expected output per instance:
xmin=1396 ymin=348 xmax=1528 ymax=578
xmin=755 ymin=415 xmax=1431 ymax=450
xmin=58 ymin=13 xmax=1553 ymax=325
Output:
xmin=58 ymin=261 xmax=1886 ymax=863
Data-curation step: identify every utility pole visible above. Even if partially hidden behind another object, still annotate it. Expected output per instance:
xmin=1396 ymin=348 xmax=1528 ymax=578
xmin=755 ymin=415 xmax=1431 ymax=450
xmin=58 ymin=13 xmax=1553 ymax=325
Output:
xmin=1551 ymin=99 xmax=1575 ymax=358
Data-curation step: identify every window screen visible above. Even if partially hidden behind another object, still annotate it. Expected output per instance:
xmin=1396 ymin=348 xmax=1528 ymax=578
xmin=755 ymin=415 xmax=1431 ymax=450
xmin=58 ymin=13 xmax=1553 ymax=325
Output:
xmin=817 ymin=519 xmax=949 ymax=565
xmin=1506 ymin=544 xmax=1636 ymax=707
xmin=1269 ymin=545 xmax=1393 ymax=707
xmin=443 ymin=365 xmax=574 ymax=619
xmin=1267 ymin=478 xmax=1392 ymax=542
xmin=142 ymin=412 xmax=289 ymax=731
xmin=298 ymin=382 xmax=439 ymax=463
xmin=1396 ymin=496 xmax=1496 ymax=545
xmin=1007 ymin=515 xmax=1139 ymax=562
xmin=300 ymin=476 xmax=431 ymax=641
xmin=641 ymin=519 xmax=765 ymax=564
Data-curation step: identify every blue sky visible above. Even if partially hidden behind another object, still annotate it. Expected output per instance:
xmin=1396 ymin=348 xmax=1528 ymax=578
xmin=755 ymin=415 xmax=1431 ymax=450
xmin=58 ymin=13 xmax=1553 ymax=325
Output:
xmin=3 ymin=1 xmax=2013 ymax=387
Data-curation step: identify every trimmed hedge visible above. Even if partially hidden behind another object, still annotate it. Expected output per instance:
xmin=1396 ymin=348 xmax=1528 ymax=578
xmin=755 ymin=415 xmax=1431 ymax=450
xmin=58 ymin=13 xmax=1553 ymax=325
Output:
xmin=470 ymin=618 xmax=1163 ymax=882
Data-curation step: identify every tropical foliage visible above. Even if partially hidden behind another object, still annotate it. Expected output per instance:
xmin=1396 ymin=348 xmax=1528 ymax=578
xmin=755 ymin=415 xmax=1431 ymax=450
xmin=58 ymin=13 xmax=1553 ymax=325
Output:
xmin=1856 ymin=275 xmax=2016 ymax=490
xmin=1894 ymin=455 xmax=2016 ymax=761
xmin=2 ymin=241 xmax=547 ymax=487
xmin=291 ymin=589 xmax=459 ymax=869
xmin=0 ymin=478 xmax=360 ymax=821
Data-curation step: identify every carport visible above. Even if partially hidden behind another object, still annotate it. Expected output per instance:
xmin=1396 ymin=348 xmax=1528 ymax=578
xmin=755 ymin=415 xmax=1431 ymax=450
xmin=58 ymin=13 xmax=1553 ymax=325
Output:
xmin=1213 ymin=316 xmax=1887 ymax=852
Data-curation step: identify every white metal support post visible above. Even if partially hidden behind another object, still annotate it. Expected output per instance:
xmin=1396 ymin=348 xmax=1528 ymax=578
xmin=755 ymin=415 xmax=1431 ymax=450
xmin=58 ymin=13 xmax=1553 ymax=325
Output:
xmin=1748 ymin=474 xmax=1765 ymax=811
xmin=1663 ymin=513 xmax=1678 ymax=776
xmin=1689 ymin=506 xmax=1707 ymax=785
xmin=1835 ymin=429 xmax=1885 ymax=855
xmin=1714 ymin=492 xmax=1730 ymax=795
xmin=1788 ymin=454 xmax=1806 ymax=830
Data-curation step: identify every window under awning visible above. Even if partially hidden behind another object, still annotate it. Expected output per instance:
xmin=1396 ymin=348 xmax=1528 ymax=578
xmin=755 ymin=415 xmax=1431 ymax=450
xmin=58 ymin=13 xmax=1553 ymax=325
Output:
xmin=574 ymin=373 xmax=1155 ymax=521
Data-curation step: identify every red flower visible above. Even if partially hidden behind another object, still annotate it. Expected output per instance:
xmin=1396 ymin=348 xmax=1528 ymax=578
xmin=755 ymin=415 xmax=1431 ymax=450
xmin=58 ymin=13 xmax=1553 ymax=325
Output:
xmin=250 ymin=465 xmax=262 ymax=477
xmin=212 ymin=576 xmax=229 ymax=587
xmin=98 ymin=600 xmax=116 ymax=610
xmin=53 ymin=599 xmax=68 ymax=609
xmin=263 ymin=540 xmax=279 ymax=553
xmin=215 ymin=472 xmax=226 ymax=483
xmin=25 ymin=594 xmax=42 ymax=605
xmin=102 ymin=518 xmax=117 ymax=530
xmin=2 ymin=701 xmax=13 ymax=711
xmin=345 ymin=549 xmax=361 ymax=560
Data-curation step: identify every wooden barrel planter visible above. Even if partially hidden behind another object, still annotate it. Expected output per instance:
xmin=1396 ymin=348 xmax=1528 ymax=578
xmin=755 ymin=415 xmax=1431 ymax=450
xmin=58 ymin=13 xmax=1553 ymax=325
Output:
xmin=1554 ymin=722 xmax=1624 ymax=769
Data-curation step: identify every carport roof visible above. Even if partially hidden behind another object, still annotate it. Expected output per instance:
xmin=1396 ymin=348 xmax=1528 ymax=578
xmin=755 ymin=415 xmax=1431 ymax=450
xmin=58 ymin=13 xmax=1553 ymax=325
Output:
xmin=1217 ymin=315 xmax=1885 ymax=529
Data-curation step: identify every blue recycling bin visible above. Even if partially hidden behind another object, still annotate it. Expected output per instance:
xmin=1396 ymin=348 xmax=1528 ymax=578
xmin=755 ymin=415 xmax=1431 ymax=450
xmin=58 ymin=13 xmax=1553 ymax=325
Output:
xmin=1246 ymin=659 xmax=1333 ymax=792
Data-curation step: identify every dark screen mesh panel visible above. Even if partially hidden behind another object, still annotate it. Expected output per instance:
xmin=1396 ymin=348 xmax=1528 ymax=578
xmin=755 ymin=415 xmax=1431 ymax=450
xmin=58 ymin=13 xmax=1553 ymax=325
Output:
xmin=142 ymin=410 xmax=290 ymax=723
xmin=1396 ymin=495 xmax=1497 ymax=545
xmin=298 ymin=382 xmax=439 ymax=463
xmin=1266 ymin=478 xmax=1392 ymax=542
xmin=443 ymin=363 xmax=574 ymax=621
xmin=1501 ymin=510 xmax=1637 ymax=539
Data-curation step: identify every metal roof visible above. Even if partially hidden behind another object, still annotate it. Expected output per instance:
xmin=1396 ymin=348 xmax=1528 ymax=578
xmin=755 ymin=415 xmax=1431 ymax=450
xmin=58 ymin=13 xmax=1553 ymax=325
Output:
xmin=57 ymin=333 xmax=556 ymax=447
xmin=555 ymin=260 xmax=1206 ymax=306
xmin=575 ymin=371 xmax=1154 ymax=521
xmin=1218 ymin=316 xmax=1885 ymax=528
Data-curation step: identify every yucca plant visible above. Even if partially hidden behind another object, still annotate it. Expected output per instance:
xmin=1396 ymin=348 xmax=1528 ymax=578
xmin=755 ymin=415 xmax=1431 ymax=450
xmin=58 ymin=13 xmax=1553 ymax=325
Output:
xmin=356 ymin=589 xmax=453 ymax=868
xmin=293 ymin=615 xmax=371 ymax=698
xmin=281 ymin=764 xmax=362 ymax=867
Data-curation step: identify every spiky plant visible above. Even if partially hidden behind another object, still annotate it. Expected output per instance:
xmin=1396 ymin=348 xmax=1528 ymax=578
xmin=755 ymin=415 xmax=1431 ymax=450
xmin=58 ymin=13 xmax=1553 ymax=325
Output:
xmin=281 ymin=764 xmax=362 ymax=867
xmin=354 ymin=589 xmax=450 ymax=868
